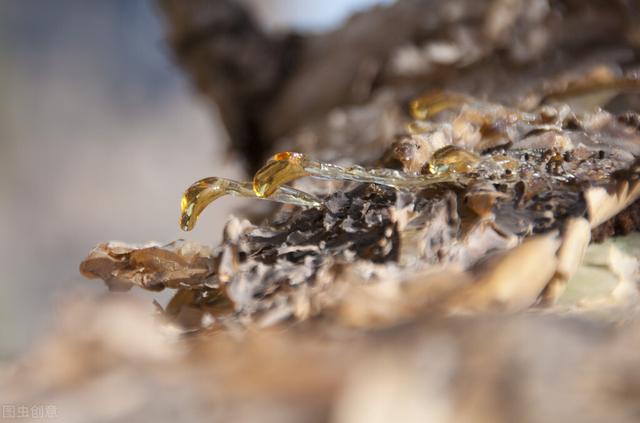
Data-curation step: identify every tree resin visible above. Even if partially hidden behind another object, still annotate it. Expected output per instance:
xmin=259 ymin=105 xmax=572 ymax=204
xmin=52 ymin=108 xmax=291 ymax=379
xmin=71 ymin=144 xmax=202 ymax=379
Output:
xmin=180 ymin=176 xmax=322 ymax=231
xmin=410 ymin=91 xmax=468 ymax=120
xmin=252 ymin=150 xmax=463 ymax=199
xmin=426 ymin=145 xmax=481 ymax=175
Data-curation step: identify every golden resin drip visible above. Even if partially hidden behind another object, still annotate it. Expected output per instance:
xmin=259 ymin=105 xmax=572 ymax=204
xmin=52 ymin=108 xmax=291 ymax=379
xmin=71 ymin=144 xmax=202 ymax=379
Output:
xmin=541 ymin=67 xmax=640 ymax=106
xmin=252 ymin=150 xmax=467 ymax=199
xmin=410 ymin=91 xmax=467 ymax=120
xmin=180 ymin=176 xmax=322 ymax=231
xmin=427 ymin=146 xmax=481 ymax=174
xmin=253 ymin=152 xmax=309 ymax=198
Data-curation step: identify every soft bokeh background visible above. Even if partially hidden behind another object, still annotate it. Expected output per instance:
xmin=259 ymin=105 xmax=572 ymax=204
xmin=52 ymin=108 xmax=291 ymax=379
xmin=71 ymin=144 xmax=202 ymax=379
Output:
xmin=0 ymin=0 xmax=390 ymax=358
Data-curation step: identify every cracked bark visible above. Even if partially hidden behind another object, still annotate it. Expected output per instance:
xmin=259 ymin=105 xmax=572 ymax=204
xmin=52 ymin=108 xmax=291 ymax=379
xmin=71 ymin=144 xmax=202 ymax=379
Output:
xmin=157 ymin=0 xmax=640 ymax=170
xmin=7 ymin=2 xmax=640 ymax=422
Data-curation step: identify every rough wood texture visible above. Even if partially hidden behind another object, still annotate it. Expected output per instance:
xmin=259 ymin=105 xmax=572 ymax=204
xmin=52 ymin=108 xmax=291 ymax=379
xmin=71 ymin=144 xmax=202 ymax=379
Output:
xmin=7 ymin=1 xmax=640 ymax=422
xmin=158 ymin=0 xmax=640 ymax=170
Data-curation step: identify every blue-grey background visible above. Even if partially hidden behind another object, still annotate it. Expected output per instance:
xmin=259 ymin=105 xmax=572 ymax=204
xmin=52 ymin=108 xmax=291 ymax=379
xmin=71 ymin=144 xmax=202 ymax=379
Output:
xmin=0 ymin=0 xmax=390 ymax=358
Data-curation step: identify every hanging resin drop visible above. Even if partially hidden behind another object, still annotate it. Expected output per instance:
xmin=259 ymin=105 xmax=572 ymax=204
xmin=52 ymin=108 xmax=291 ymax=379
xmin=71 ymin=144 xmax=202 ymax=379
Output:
xmin=253 ymin=152 xmax=310 ymax=198
xmin=180 ymin=176 xmax=322 ymax=231
xmin=410 ymin=91 xmax=467 ymax=120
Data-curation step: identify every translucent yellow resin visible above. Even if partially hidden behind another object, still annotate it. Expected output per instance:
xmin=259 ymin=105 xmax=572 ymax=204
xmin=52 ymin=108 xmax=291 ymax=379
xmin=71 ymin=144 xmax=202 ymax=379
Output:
xmin=410 ymin=91 xmax=467 ymax=120
xmin=253 ymin=152 xmax=309 ymax=198
xmin=252 ymin=151 xmax=459 ymax=199
xmin=428 ymin=146 xmax=481 ymax=174
xmin=180 ymin=176 xmax=322 ymax=231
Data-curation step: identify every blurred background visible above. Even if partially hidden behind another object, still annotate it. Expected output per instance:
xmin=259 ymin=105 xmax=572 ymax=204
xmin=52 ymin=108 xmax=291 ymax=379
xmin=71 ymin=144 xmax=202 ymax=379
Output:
xmin=0 ymin=0 xmax=392 ymax=358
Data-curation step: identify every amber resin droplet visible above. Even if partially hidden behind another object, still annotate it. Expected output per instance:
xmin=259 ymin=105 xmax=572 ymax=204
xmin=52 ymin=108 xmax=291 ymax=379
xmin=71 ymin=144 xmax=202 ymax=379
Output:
xmin=410 ymin=91 xmax=467 ymax=120
xmin=540 ymin=67 xmax=640 ymax=108
xmin=180 ymin=176 xmax=322 ymax=231
xmin=180 ymin=177 xmax=230 ymax=231
xmin=253 ymin=151 xmax=458 ymax=197
xmin=253 ymin=152 xmax=309 ymax=198
xmin=428 ymin=146 xmax=481 ymax=174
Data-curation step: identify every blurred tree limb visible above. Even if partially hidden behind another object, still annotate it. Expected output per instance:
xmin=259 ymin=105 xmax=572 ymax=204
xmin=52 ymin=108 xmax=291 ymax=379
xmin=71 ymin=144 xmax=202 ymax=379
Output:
xmin=158 ymin=0 xmax=640 ymax=172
